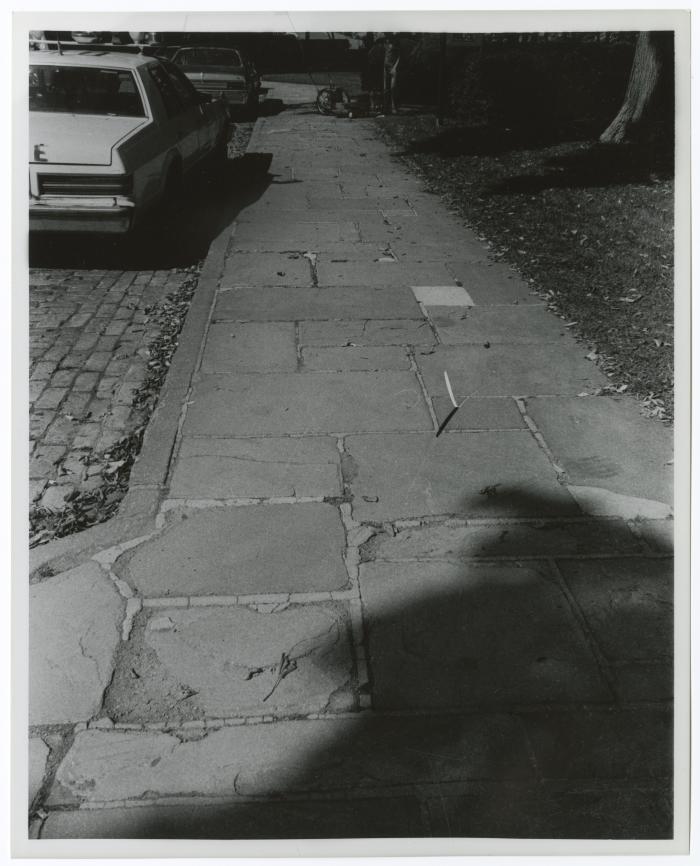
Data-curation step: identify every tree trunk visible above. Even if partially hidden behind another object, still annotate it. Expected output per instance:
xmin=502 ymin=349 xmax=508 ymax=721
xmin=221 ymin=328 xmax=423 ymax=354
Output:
xmin=600 ymin=32 xmax=662 ymax=144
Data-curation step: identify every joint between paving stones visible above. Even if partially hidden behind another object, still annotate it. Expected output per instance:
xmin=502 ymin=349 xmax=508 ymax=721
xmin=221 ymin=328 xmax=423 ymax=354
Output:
xmin=544 ymin=557 xmax=619 ymax=700
xmin=294 ymin=321 xmax=303 ymax=370
xmin=514 ymin=397 xmax=568 ymax=481
xmin=141 ymin=588 xmax=361 ymax=609
xmin=408 ymin=348 xmax=440 ymax=432
xmin=159 ymin=496 xmax=327 ymax=514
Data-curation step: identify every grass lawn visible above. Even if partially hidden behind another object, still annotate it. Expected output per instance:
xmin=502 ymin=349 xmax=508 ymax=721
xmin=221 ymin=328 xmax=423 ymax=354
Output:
xmin=377 ymin=115 xmax=674 ymax=420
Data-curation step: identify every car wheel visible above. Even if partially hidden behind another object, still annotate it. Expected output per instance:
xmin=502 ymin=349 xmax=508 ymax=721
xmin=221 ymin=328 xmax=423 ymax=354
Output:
xmin=316 ymin=88 xmax=334 ymax=115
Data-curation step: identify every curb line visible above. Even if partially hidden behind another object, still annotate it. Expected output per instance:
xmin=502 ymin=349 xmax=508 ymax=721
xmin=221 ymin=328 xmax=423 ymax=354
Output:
xmin=30 ymin=119 xmax=265 ymax=574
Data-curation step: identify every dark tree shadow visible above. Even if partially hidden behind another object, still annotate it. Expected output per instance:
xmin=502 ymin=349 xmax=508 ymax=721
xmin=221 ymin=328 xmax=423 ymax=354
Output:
xmin=397 ymin=124 xmax=563 ymax=158
xmin=28 ymin=152 xmax=274 ymax=271
xmin=46 ymin=490 xmax=674 ymax=841
xmin=488 ymin=139 xmax=675 ymax=195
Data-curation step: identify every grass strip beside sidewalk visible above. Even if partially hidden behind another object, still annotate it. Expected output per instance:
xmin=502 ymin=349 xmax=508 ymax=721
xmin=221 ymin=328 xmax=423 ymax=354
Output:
xmin=378 ymin=115 xmax=674 ymax=421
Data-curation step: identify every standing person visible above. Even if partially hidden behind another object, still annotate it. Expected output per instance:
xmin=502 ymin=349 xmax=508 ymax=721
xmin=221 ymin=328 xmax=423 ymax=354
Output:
xmin=366 ymin=34 xmax=385 ymax=112
xmin=383 ymin=34 xmax=401 ymax=114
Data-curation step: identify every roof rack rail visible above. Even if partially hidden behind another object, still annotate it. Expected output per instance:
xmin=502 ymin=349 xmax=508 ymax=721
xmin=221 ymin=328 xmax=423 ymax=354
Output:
xmin=29 ymin=39 xmax=162 ymax=56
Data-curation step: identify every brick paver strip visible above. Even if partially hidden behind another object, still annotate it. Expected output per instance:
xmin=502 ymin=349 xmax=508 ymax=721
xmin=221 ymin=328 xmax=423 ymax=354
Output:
xmin=28 ymin=267 xmax=191 ymax=510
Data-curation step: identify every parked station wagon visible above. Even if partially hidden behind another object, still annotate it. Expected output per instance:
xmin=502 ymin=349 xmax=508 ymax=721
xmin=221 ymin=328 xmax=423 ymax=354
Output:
xmin=171 ymin=46 xmax=261 ymax=117
xmin=29 ymin=49 xmax=229 ymax=233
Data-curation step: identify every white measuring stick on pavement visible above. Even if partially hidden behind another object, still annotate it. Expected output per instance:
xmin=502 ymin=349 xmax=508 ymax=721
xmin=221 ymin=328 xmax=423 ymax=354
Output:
xmin=444 ymin=371 xmax=459 ymax=409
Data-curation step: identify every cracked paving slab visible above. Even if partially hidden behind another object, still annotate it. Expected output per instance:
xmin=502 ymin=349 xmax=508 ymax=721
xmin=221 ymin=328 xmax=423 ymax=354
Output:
xmin=116 ymin=504 xmax=348 ymax=597
xmin=47 ymin=713 xmax=534 ymax=806
xmin=183 ymin=372 xmax=431 ymax=436
xmin=301 ymin=345 xmax=411 ymax=372
xmin=29 ymin=737 xmax=50 ymax=808
xmin=221 ymin=252 xmax=312 ymax=287
xmin=557 ymin=557 xmax=673 ymax=702
xmin=30 ymin=562 xmax=124 ymax=725
xmin=299 ymin=318 xmax=434 ymax=347
xmin=39 ymin=795 xmax=425 ymax=839
xmin=214 ymin=285 xmax=423 ymax=322
xmin=360 ymin=560 xmax=613 ymax=709
xmin=417 ymin=344 xmax=608 ymax=398
xmin=169 ymin=436 xmax=342 ymax=499
xmin=370 ymin=517 xmax=646 ymax=561
xmin=104 ymin=603 xmax=356 ymax=722
xmin=525 ymin=396 xmax=673 ymax=508
xmin=345 ymin=431 xmax=579 ymax=522
xmin=200 ymin=322 xmax=297 ymax=373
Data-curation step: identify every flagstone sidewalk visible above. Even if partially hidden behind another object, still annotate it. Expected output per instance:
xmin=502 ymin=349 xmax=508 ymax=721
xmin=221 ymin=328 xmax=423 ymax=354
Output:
xmin=27 ymin=103 xmax=675 ymax=848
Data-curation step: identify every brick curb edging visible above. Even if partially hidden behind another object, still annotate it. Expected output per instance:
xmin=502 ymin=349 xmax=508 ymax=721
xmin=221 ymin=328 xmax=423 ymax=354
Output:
xmin=29 ymin=119 xmax=264 ymax=575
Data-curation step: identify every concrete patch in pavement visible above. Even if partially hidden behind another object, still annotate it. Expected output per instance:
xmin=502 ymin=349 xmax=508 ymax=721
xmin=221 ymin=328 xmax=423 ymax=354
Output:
xmin=301 ymin=346 xmax=410 ymax=372
xmin=183 ymin=372 xmax=431 ymax=436
xmin=345 ymin=431 xmax=578 ymax=522
xmin=47 ymin=713 xmax=534 ymax=805
xmin=300 ymin=318 xmax=434 ymax=347
xmin=417 ymin=344 xmax=607 ymax=397
xmin=412 ymin=286 xmax=474 ymax=306
xmin=556 ymin=557 xmax=673 ymax=702
xmin=432 ymin=305 xmax=567 ymax=344
xmin=200 ymin=322 xmax=297 ymax=373
xmin=526 ymin=396 xmax=673 ymax=507
xmin=117 ymin=504 xmax=348 ymax=597
xmin=215 ymin=286 xmax=422 ymax=321
xmin=30 ymin=562 xmax=124 ymax=725
xmin=360 ymin=560 xmax=610 ymax=709
xmin=104 ymin=602 xmax=355 ymax=722
xmin=169 ymin=436 xmax=342 ymax=500
xmin=221 ymin=252 xmax=312 ymax=287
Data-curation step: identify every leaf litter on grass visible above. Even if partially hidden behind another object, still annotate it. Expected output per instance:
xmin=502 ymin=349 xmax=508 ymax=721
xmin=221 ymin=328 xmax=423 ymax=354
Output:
xmin=377 ymin=114 xmax=674 ymax=421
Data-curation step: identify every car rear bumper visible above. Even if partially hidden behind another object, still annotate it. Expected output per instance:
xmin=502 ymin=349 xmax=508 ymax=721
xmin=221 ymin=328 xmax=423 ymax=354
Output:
xmin=29 ymin=196 xmax=135 ymax=233
xmin=193 ymin=85 xmax=250 ymax=105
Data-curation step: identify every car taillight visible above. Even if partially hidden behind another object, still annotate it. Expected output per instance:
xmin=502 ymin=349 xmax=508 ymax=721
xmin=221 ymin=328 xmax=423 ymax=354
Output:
xmin=37 ymin=174 xmax=133 ymax=196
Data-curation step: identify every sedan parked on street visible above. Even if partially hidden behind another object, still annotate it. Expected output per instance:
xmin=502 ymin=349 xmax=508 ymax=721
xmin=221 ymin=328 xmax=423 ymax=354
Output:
xmin=29 ymin=49 xmax=230 ymax=234
xmin=171 ymin=46 xmax=261 ymax=118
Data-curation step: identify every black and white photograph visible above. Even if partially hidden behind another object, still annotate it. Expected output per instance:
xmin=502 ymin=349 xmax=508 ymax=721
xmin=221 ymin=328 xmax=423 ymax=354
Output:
xmin=14 ymin=6 xmax=690 ymax=858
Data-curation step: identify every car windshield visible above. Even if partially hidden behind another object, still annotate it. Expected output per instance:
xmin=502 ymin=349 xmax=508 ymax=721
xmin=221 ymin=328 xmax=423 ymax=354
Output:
xmin=29 ymin=65 xmax=145 ymax=116
xmin=174 ymin=48 xmax=243 ymax=68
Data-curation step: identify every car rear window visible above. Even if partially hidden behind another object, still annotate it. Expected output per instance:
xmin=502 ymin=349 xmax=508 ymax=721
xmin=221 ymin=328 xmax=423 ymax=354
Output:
xmin=174 ymin=48 xmax=243 ymax=67
xmin=29 ymin=65 xmax=145 ymax=116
